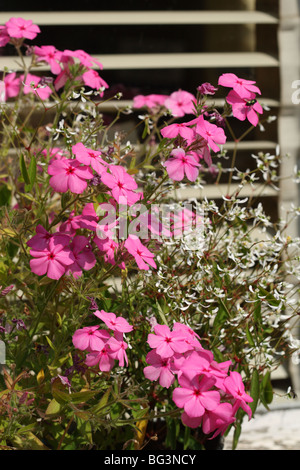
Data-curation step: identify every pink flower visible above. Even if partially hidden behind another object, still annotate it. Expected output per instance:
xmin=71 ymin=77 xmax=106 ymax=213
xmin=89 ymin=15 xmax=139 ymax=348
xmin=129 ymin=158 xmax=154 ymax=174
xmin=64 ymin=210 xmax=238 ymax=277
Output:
xmin=172 ymin=375 xmax=220 ymax=418
xmin=21 ymin=73 xmax=52 ymax=101
xmin=107 ymin=333 xmax=129 ymax=367
xmin=85 ymin=346 xmax=115 ymax=372
xmin=62 ymin=49 xmax=103 ymax=70
xmin=0 ymin=26 xmax=10 ymax=47
xmin=147 ymin=324 xmax=190 ymax=358
xmin=143 ymin=350 xmax=175 ymax=388
xmin=72 ymin=142 xmax=108 ymax=175
xmin=27 ymin=224 xmax=52 ymax=251
xmin=29 ymin=234 xmax=75 ymax=280
xmin=3 ymin=73 xmax=20 ymax=98
xmin=197 ymin=82 xmax=218 ymax=95
xmin=60 ymin=203 xmax=99 ymax=233
xmin=226 ymin=90 xmax=263 ymax=127
xmin=33 ymin=45 xmax=62 ymax=75
xmin=164 ymin=148 xmax=200 ymax=182
xmin=124 ymin=235 xmax=157 ymax=271
xmin=48 ymin=157 xmax=94 ymax=194
xmin=224 ymin=371 xmax=253 ymax=418
xmin=5 ymin=17 xmax=40 ymax=40
xmin=72 ymin=326 xmax=107 ymax=351
xmin=218 ymin=73 xmax=261 ymax=98
xmin=160 ymin=123 xmax=194 ymax=142
xmin=82 ymin=69 xmax=109 ymax=93
xmin=201 ymin=403 xmax=235 ymax=438
xmin=101 ymin=164 xmax=140 ymax=206
xmin=67 ymin=235 xmax=96 ymax=279
xmin=195 ymin=114 xmax=226 ymax=153
xmin=133 ymin=94 xmax=168 ymax=110
xmin=93 ymin=310 xmax=133 ymax=333
xmin=165 ymin=90 xmax=196 ymax=117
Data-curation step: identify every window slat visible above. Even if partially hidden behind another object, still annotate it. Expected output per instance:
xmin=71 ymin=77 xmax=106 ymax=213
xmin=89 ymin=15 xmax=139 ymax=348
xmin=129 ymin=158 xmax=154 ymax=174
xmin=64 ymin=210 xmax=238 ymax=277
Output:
xmin=0 ymin=11 xmax=279 ymax=26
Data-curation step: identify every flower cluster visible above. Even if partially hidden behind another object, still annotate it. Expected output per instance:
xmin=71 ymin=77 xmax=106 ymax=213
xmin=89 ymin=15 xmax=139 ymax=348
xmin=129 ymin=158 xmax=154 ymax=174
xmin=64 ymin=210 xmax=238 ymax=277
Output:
xmin=144 ymin=322 xmax=253 ymax=438
xmin=0 ymin=17 xmax=108 ymax=101
xmin=72 ymin=310 xmax=133 ymax=372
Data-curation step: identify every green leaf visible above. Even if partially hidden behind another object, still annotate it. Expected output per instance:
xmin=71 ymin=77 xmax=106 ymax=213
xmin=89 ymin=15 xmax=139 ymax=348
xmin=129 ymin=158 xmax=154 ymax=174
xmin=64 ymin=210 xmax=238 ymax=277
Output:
xmin=245 ymin=324 xmax=255 ymax=347
xmin=0 ymin=185 xmax=11 ymax=206
xmin=261 ymin=371 xmax=273 ymax=405
xmin=250 ymin=368 xmax=260 ymax=415
xmin=45 ymin=398 xmax=61 ymax=417
xmin=25 ymin=155 xmax=37 ymax=191
xmin=232 ymin=422 xmax=242 ymax=450
xmin=20 ymin=154 xmax=30 ymax=185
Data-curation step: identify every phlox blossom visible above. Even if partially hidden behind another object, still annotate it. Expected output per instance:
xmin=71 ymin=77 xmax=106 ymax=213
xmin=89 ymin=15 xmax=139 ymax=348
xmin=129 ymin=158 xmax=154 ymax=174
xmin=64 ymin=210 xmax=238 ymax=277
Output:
xmin=67 ymin=235 xmax=96 ymax=279
xmin=218 ymin=73 xmax=261 ymax=98
xmin=0 ymin=26 xmax=10 ymax=47
xmin=160 ymin=122 xmax=194 ymax=142
xmin=172 ymin=375 xmax=220 ymax=418
xmin=72 ymin=142 xmax=108 ymax=175
xmin=81 ymin=69 xmax=109 ymax=93
xmin=143 ymin=350 xmax=176 ymax=389
xmin=29 ymin=234 xmax=75 ymax=280
xmin=124 ymin=235 xmax=157 ymax=271
xmin=133 ymin=94 xmax=168 ymax=110
xmin=61 ymin=49 xmax=103 ymax=70
xmin=72 ymin=326 xmax=108 ymax=352
xmin=5 ymin=17 xmax=40 ymax=40
xmin=164 ymin=89 xmax=196 ymax=117
xmin=33 ymin=45 xmax=63 ymax=75
xmin=101 ymin=164 xmax=140 ymax=206
xmin=164 ymin=148 xmax=200 ymax=182
xmin=21 ymin=73 xmax=52 ymax=101
xmin=3 ymin=73 xmax=20 ymax=99
xmin=195 ymin=114 xmax=226 ymax=153
xmin=48 ymin=157 xmax=94 ymax=194
xmin=27 ymin=224 xmax=52 ymax=251
xmin=85 ymin=346 xmax=115 ymax=372
xmin=147 ymin=324 xmax=190 ymax=358
xmin=93 ymin=310 xmax=133 ymax=333
xmin=226 ymin=90 xmax=263 ymax=127
xmin=107 ymin=333 xmax=129 ymax=367
xmin=224 ymin=371 xmax=253 ymax=418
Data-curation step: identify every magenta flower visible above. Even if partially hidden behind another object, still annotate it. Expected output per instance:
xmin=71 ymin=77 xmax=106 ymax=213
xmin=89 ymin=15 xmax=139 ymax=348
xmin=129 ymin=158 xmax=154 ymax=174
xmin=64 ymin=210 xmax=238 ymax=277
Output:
xmin=165 ymin=148 xmax=200 ymax=182
xmin=27 ymin=224 xmax=52 ymax=251
xmin=3 ymin=73 xmax=20 ymax=99
xmin=195 ymin=115 xmax=227 ymax=153
xmin=21 ymin=73 xmax=52 ymax=101
xmin=0 ymin=26 xmax=10 ymax=47
xmin=160 ymin=123 xmax=194 ymax=142
xmin=107 ymin=334 xmax=129 ymax=367
xmin=93 ymin=310 xmax=133 ymax=333
xmin=33 ymin=45 xmax=62 ymax=75
xmin=218 ymin=73 xmax=261 ymax=98
xmin=85 ymin=346 xmax=115 ymax=372
xmin=67 ymin=235 xmax=96 ymax=279
xmin=133 ymin=94 xmax=168 ymax=110
xmin=201 ymin=402 xmax=235 ymax=438
xmin=197 ymin=82 xmax=218 ymax=95
xmin=101 ymin=165 xmax=140 ymax=206
xmin=147 ymin=324 xmax=190 ymax=358
xmin=5 ymin=17 xmax=40 ymax=40
xmin=29 ymin=234 xmax=75 ymax=280
xmin=165 ymin=90 xmax=196 ymax=117
xmin=61 ymin=49 xmax=103 ymax=70
xmin=82 ymin=69 xmax=109 ymax=93
xmin=124 ymin=235 xmax=157 ymax=271
xmin=143 ymin=350 xmax=175 ymax=388
xmin=224 ymin=371 xmax=253 ymax=418
xmin=48 ymin=157 xmax=93 ymax=194
xmin=172 ymin=375 xmax=220 ymax=418
xmin=72 ymin=326 xmax=108 ymax=352
xmin=72 ymin=142 xmax=107 ymax=175
xmin=226 ymin=90 xmax=263 ymax=127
